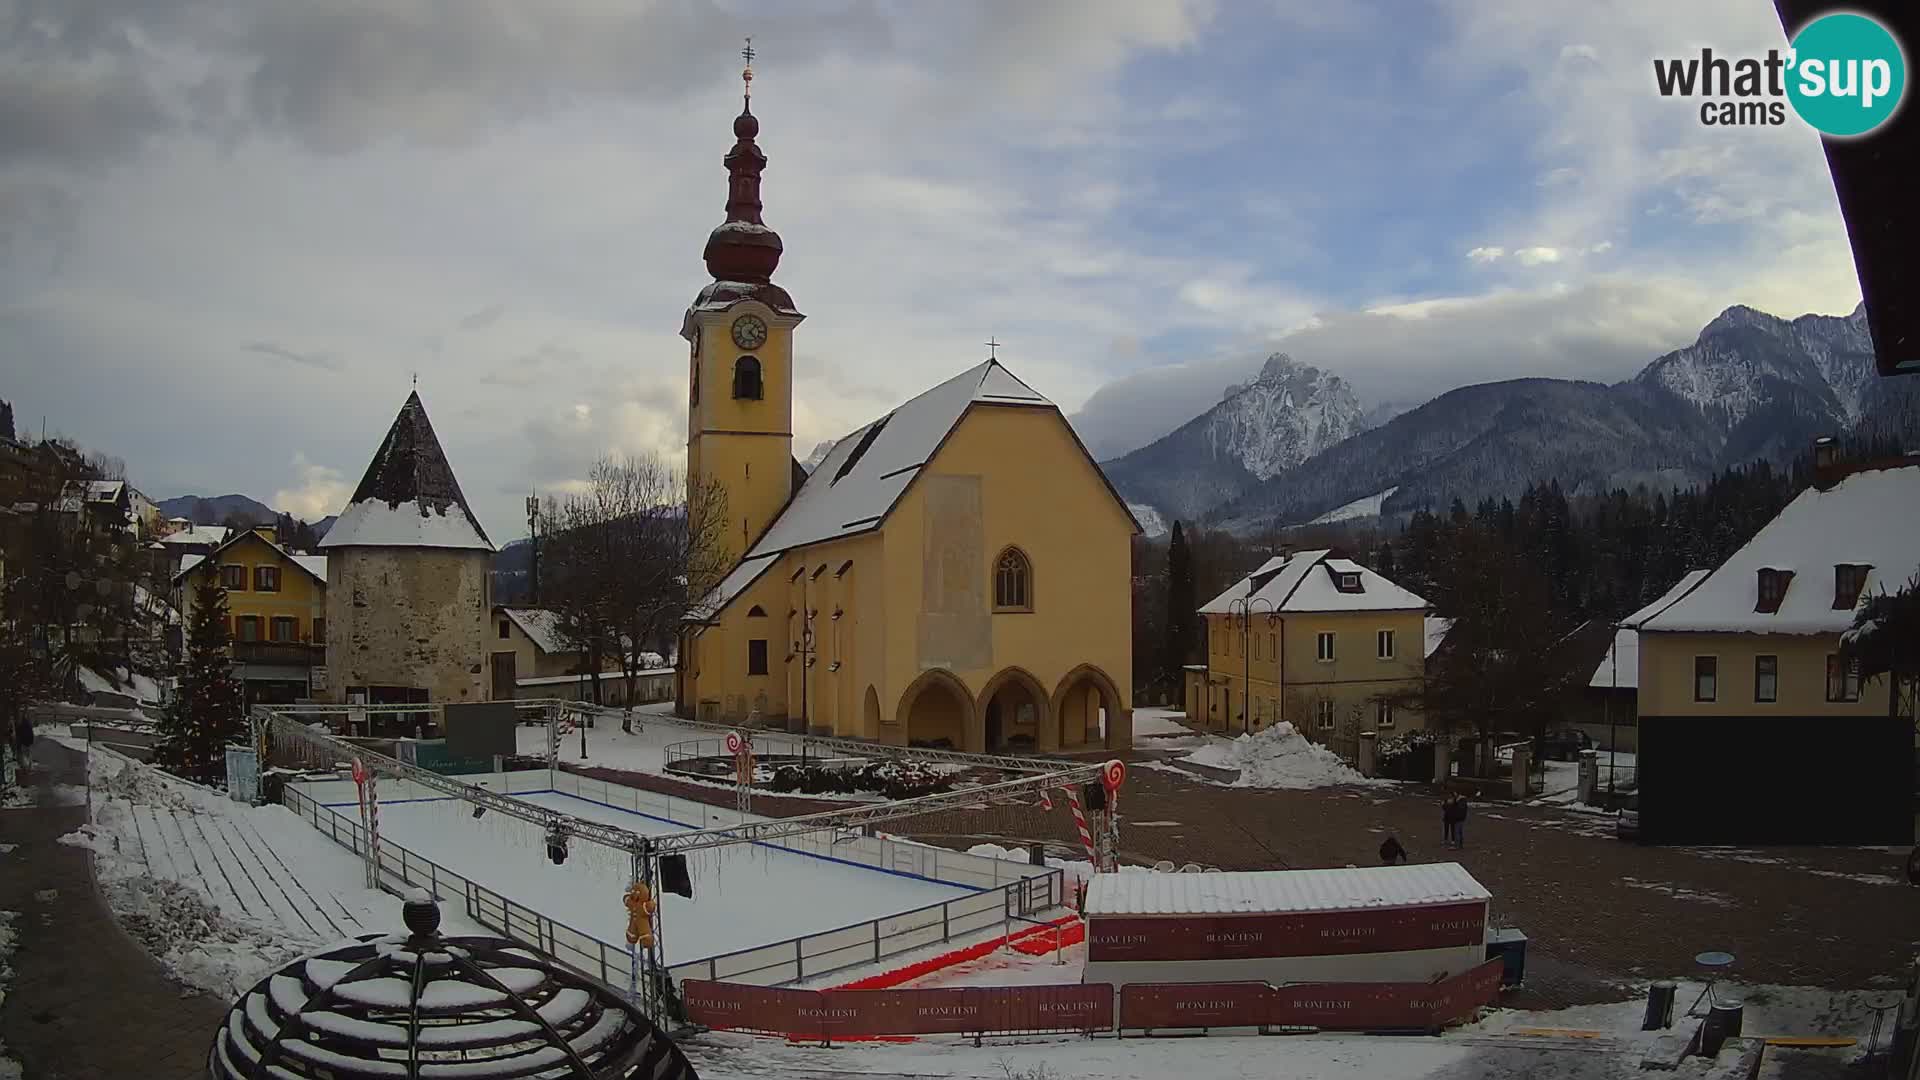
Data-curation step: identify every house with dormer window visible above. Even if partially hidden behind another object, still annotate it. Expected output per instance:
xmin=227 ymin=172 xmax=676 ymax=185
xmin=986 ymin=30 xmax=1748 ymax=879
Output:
xmin=1632 ymin=447 xmax=1919 ymax=845
xmin=1186 ymin=549 xmax=1432 ymax=763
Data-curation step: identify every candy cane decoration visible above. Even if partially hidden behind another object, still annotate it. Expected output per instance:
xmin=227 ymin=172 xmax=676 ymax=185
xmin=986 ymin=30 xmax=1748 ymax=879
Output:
xmin=1065 ymin=786 xmax=1098 ymax=865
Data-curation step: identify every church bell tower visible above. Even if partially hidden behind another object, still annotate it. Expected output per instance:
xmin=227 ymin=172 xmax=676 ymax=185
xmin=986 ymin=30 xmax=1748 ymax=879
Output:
xmin=682 ymin=40 xmax=804 ymax=564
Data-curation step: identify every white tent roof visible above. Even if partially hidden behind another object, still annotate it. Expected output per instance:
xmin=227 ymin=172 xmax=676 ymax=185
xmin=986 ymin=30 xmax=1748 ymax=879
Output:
xmin=1200 ymin=549 xmax=1427 ymax=615
xmin=1086 ymin=863 xmax=1489 ymax=917
xmin=1641 ymin=464 xmax=1920 ymax=635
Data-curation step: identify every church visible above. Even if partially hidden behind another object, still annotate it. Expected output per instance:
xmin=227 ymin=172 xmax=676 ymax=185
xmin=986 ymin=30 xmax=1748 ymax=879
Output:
xmin=676 ymin=62 xmax=1138 ymax=754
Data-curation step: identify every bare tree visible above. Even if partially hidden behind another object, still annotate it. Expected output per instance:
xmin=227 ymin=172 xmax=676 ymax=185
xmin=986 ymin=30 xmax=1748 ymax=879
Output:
xmin=541 ymin=455 xmax=729 ymax=730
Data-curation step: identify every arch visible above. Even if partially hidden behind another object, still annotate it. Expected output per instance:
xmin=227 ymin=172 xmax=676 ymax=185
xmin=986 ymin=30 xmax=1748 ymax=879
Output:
xmin=746 ymin=604 xmax=767 ymax=617
xmin=732 ymin=355 xmax=763 ymax=400
xmin=895 ymin=667 xmax=978 ymax=752
xmin=863 ymin=684 xmax=881 ymax=738
xmin=975 ymin=666 xmax=1051 ymax=753
xmin=992 ymin=546 xmax=1033 ymax=611
xmin=1050 ymin=663 xmax=1129 ymax=752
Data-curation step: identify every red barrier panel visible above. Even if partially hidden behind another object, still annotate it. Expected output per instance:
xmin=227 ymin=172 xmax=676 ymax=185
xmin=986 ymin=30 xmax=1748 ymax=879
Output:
xmin=685 ymin=980 xmax=1112 ymax=1039
xmin=1089 ymin=902 xmax=1486 ymax=962
xmin=1119 ymin=958 xmax=1507 ymax=1033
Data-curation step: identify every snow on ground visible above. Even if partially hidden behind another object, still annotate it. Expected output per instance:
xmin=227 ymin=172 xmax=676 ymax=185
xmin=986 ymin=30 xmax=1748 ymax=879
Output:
xmin=515 ymin=713 xmax=893 ymax=802
xmin=1307 ymin=484 xmax=1400 ymax=525
xmin=59 ymin=749 xmax=477 ymax=998
xmin=1128 ymin=707 xmax=1208 ymax=753
xmin=347 ymin=791 xmax=975 ymax=965
xmin=1167 ymin=722 xmax=1388 ymax=790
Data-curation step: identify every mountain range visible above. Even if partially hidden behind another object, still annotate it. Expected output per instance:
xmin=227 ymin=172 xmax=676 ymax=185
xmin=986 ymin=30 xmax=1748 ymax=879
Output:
xmin=155 ymin=493 xmax=336 ymax=539
xmin=1109 ymin=303 xmax=1914 ymax=535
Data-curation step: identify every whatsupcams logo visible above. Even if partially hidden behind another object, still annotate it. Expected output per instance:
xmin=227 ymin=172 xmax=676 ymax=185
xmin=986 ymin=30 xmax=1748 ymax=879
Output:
xmin=1653 ymin=12 xmax=1907 ymax=136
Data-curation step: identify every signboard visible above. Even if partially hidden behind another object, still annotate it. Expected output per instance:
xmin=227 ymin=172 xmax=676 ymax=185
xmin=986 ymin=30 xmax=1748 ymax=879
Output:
xmin=310 ymin=665 xmax=328 ymax=692
xmin=224 ymin=746 xmax=259 ymax=804
xmin=1118 ymin=958 xmax=1506 ymax=1032
xmin=1088 ymin=901 xmax=1486 ymax=963
xmin=681 ymin=982 xmax=1112 ymax=1039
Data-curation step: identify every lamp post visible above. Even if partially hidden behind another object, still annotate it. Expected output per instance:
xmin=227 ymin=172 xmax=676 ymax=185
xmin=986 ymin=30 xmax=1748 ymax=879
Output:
xmin=1227 ymin=596 xmax=1277 ymax=736
xmin=1607 ymin=626 xmax=1618 ymax=798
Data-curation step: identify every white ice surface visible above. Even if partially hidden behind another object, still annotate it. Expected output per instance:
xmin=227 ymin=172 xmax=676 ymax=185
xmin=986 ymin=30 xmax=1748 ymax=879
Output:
xmin=338 ymin=791 xmax=976 ymax=964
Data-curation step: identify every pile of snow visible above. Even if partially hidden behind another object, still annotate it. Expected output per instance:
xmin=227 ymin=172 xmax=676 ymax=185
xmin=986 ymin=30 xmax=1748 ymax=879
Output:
xmin=965 ymin=844 xmax=1151 ymax=888
xmin=1179 ymin=723 xmax=1385 ymax=789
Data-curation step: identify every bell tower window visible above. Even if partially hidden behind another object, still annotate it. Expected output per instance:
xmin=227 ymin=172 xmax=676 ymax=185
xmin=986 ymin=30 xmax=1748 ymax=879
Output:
xmin=733 ymin=356 xmax=763 ymax=400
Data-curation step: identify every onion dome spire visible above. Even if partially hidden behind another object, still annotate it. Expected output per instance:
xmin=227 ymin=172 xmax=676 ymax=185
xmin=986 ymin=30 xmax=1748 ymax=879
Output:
xmin=703 ymin=37 xmax=784 ymax=284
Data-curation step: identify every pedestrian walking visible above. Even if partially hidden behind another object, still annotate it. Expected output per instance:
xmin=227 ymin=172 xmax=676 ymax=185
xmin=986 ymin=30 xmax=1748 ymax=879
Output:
xmin=1454 ymin=794 xmax=1470 ymax=849
xmin=1379 ymin=834 xmax=1408 ymax=865
xmin=1440 ymin=795 xmax=1455 ymax=848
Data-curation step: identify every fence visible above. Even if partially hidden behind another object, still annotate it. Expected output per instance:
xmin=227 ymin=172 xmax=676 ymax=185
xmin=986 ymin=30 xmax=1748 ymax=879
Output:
xmin=280 ymin=771 xmax=1067 ymax=989
xmin=1117 ymin=959 xmax=1506 ymax=1033
xmin=660 ymin=735 xmax=868 ymax=776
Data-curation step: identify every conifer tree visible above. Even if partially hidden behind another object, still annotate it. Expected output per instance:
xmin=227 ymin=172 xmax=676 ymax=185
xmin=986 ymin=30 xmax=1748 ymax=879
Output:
xmin=159 ymin=578 xmax=245 ymax=783
xmin=1163 ymin=522 xmax=1197 ymax=682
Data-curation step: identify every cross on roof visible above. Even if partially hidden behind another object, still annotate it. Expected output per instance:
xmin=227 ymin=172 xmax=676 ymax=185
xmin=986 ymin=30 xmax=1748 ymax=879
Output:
xmin=741 ymin=37 xmax=755 ymax=97
xmin=985 ymin=337 xmax=1002 ymax=360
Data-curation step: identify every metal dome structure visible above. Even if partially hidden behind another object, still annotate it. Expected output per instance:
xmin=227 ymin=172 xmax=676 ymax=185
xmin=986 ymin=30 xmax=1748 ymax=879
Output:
xmin=208 ymin=891 xmax=698 ymax=1080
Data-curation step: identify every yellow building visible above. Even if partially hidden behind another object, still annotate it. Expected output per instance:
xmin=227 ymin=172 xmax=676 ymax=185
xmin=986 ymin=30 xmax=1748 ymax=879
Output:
xmin=675 ymin=88 xmax=1138 ymax=752
xmin=1631 ymin=454 xmax=1917 ymax=845
xmin=1186 ymin=550 xmax=1429 ymax=761
xmin=487 ymin=605 xmax=643 ymax=700
xmin=174 ymin=525 xmax=328 ymax=704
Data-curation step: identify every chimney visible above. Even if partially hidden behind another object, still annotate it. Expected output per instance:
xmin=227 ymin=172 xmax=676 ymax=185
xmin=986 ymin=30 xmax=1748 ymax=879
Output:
xmin=1812 ymin=436 xmax=1839 ymax=489
xmin=253 ymin=524 xmax=278 ymax=544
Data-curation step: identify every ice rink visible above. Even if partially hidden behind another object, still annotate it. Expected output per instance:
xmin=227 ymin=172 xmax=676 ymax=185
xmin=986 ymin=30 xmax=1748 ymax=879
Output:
xmin=318 ymin=787 xmax=979 ymax=965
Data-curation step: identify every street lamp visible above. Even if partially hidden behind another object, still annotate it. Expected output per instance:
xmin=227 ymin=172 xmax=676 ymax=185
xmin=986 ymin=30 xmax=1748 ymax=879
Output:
xmin=1227 ymin=596 xmax=1278 ymax=736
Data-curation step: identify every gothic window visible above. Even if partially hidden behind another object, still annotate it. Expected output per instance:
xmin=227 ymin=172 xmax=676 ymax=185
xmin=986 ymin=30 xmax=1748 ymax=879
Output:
xmin=733 ymin=356 xmax=763 ymax=400
xmin=993 ymin=547 xmax=1032 ymax=611
xmin=747 ymin=605 xmax=767 ymax=617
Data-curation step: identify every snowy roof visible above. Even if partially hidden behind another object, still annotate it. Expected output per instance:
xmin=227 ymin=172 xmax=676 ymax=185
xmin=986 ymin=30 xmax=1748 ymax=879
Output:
xmin=1588 ymin=569 xmax=1710 ymax=689
xmin=87 ymin=479 xmax=125 ymax=501
xmin=1085 ymin=863 xmax=1489 ymax=917
xmin=294 ymin=555 xmax=328 ymax=584
xmin=691 ymin=359 xmax=1134 ymax=619
xmin=172 ymin=530 xmax=328 ymax=586
xmin=500 ymin=607 xmax=569 ymax=655
xmin=162 ymin=525 xmax=230 ymax=546
xmin=1641 ymin=464 xmax=1920 ymax=635
xmin=178 ymin=553 xmax=204 ymax=576
xmin=1199 ymin=549 xmax=1428 ymax=614
xmin=320 ymin=392 xmax=494 ymax=552
xmin=1423 ymin=616 xmax=1453 ymax=659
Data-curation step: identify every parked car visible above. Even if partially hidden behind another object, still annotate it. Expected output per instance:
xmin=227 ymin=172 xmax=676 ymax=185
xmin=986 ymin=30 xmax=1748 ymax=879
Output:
xmin=1537 ymin=728 xmax=1593 ymax=762
xmin=1616 ymin=793 xmax=1640 ymax=841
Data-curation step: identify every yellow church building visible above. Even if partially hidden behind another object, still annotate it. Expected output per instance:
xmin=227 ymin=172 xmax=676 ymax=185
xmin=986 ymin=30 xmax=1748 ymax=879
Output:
xmin=675 ymin=75 xmax=1138 ymax=754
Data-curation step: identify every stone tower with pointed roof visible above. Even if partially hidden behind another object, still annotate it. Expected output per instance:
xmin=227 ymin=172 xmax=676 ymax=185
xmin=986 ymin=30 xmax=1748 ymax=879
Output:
xmin=320 ymin=391 xmax=497 ymax=709
xmin=676 ymin=59 xmax=1140 ymax=752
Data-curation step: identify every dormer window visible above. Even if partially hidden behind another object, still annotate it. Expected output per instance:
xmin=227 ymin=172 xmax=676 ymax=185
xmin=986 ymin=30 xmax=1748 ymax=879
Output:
xmin=1339 ymin=573 xmax=1361 ymax=592
xmin=1833 ymin=564 xmax=1871 ymax=610
xmin=1754 ymin=568 xmax=1793 ymax=613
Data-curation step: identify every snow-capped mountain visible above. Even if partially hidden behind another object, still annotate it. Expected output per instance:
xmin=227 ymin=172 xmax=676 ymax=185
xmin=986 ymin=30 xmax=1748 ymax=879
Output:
xmin=800 ymin=439 xmax=838 ymax=473
xmin=1108 ymin=303 xmax=1903 ymax=535
xmin=1101 ymin=354 xmax=1364 ymax=524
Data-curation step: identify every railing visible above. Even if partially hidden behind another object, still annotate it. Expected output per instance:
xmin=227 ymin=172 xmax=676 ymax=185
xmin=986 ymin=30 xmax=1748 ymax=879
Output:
xmin=660 ymin=735 xmax=867 ymax=775
xmin=281 ymin=774 xmax=1067 ymax=989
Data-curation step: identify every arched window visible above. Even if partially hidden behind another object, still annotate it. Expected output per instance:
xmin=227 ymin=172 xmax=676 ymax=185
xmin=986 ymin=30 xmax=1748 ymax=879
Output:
xmin=746 ymin=605 xmax=766 ymax=617
xmin=732 ymin=356 xmax=763 ymax=400
xmin=993 ymin=547 xmax=1032 ymax=611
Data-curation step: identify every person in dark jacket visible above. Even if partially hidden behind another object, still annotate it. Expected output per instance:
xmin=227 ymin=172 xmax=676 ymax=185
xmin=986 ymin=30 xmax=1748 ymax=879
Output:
xmin=1441 ymin=795 xmax=1459 ymax=848
xmin=1453 ymin=795 xmax=1470 ymax=849
xmin=1379 ymin=834 xmax=1408 ymax=865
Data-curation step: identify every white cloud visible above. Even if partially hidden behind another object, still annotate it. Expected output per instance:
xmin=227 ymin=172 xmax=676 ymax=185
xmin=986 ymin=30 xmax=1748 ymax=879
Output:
xmin=272 ymin=453 xmax=352 ymax=521
xmin=1514 ymin=246 xmax=1563 ymax=265
xmin=1466 ymin=246 xmax=1506 ymax=263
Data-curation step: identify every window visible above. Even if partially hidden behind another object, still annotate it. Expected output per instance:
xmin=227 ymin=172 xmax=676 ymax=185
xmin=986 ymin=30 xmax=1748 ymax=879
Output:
xmin=270 ymin=616 xmax=297 ymax=643
xmin=1316 ymin=632 xmax=1336 ymax=662
xmin=236 ymin=615 xmax=261 ymax=643
xmin=498 ymin=619 xmax=511 ymax=639
xmin=1755 ymin=568 xmax=1792 ymax=613
xmin=1253 ymin=635 xmax=1261 ymax=660
xmin=1754 ymin=655 xmax=1778 ymax=703
xmin=314 ymin=617 xmax=326 ymax=645
xmin=1268 ymin=632 xmax=1276 ymax=659
xmin=747 ymin=605 xmax=767 ymax=617
xmin=1374 ymin=699 xmax=1395 ymax=728
xmin=747 ymin=639 xmax=769 ymax=676
xmin=732 ymin=356 xmax=763 ymax=400
xmin=1339 ymin=572 xmax=1361 ymax=591
xmin=1693 ymin=656 xmax=1717 ymax=702
xmin=1315 ymin=699 xmax=1336 ymax=730
xmin=1377 ymin=629 xmax=1395 ymax=660
xmin=221 ymin=564 xmax=246 ymax=590
xmin=994 ymin=548 xmax=1032 ymax=611
xmin=1833 ymin=564 xmax=1871 ymax=610
xmin=254 ymin=565 xmax=280 ymax=592
xmin=1826 ymin=654 xmax=1860 ymax=702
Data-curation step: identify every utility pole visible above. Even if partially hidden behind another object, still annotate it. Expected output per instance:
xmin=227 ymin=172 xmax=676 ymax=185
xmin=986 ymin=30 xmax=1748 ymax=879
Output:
xmin=525 ymin=494 xmax=540 ymax=605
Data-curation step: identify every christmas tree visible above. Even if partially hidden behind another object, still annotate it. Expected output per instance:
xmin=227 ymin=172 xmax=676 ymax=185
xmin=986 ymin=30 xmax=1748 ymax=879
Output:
xmin=158 ymin=577 xmax=245 ymax=783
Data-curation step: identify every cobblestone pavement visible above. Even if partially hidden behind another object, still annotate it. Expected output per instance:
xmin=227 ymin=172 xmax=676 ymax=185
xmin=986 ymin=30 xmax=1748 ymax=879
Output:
xmin=576 ymin=750 xmax=1920 ymax=1010
xmin=0 ymin=741 xmax=228 ymax=1080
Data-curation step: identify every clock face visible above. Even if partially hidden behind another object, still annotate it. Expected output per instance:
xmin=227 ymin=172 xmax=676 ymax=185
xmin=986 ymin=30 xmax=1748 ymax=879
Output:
xmin=731 ymin=315 xmax=768 ymax=350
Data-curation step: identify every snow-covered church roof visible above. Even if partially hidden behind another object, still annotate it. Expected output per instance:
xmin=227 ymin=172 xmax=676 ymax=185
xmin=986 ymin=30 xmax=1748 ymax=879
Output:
xmin=319 ymin=391 xmax=495 ymax=552
xmin=1200 ymin=549 xmax=1427 ymax=614
xmin=691 ymin=359 xmax=1131 ymax=619
xmin=1640 ymin=461 xmax=1919 ymax=635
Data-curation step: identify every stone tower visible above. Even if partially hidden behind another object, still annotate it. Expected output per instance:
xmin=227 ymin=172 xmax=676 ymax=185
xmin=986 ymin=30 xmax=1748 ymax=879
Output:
xmin=680 ymin=54 xmax=805 ymax=566
xmin=320 ymin=391 xmax=496 ymax=708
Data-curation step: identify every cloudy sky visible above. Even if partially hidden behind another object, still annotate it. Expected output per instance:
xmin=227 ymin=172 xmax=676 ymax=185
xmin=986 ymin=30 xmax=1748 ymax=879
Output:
xmin=3 ymin=0 xmax=1865 ymax=540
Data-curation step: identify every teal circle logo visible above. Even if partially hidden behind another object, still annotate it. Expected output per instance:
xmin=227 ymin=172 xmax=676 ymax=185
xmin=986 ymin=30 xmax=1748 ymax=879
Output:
xmin=1786 ymin=12 xmax=1906 ymax=137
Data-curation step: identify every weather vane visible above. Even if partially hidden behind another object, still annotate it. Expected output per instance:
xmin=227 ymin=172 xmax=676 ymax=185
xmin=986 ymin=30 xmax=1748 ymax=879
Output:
xmin=742 ymin=37 xmax=755 ymax=99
